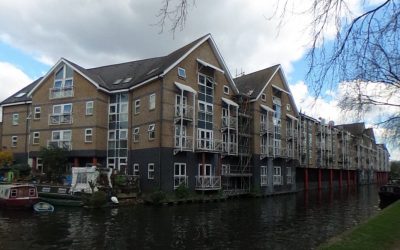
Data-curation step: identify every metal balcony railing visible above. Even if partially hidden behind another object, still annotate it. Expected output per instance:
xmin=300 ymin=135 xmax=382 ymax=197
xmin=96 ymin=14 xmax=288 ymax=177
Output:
xmin=260 ymin=122 xmax=273 ymax=134
xmin=222 ymin=116 xmax=237 ymax=129
xmin=174 ymin=136 xmax=193 ymax=151
xmin=174 ymin=104 xmax=194 ymax=121
xmin=261 ymin=176 xmax=268 ymax=186
xmin=49 ymin=87 xmax=74 ymax=99
xmin=260 ymin=145 xmax=274 ymax=158
xmin=195 ymin=176 xmax=221 ymax=190
xmin=196 ymin=139 xmax=222 ymax=152
xmin=47 ymin=140 xmax=72 ymax=150
xmin=49 ymin=114 xmax=73 ymax=125
xmin=221 ymin=165 xmax=252 ymax=176
xmin=174 ymin=176 xmax=188 ymax=189
xmin=222 ymin=142 xmax=238 ymax=155
xmin=273 ymin=175 xmax=282 ymax=185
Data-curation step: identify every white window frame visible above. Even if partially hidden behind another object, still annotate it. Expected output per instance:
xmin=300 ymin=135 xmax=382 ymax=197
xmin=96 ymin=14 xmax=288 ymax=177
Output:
xmin=50 ymin=130 xmax=72 ymax=150
xmin=149 ymin=93 xmax=156 ymax=110
xmin=261 ymin=93 xmax=266 ymax=101
xmin=54 ymin=64 xmax=73 ymax=89
xmin=11 ymin=136 xmax=17 ymax=147
xmin=286 ymin=167 xmax=292 ymax=184
xmin=119 ymin=129 xmax=128 ymax=140
xmin=133 ymin=163 xmax=140 ymax=176
xmin=148 ymin=163 xmax=155 ymax=180
xmin=261 ymin=166 xmax=268 ymax=186
xmin=86 ymin=101 xmax=94 ymax=116
xmin=223 ymin=85 xmax=230 ymax=95
xmin=33 ymin=132 xmax=40 ymax=145
xmin=178 ymin=67 xmax=186 ymax=78
xmin=133 ymin=127 xmax=140 ymax=142
xmin=134 ymin=99 xmax=141 ymax=114
xmin=34 ymin=107 xmax=41 ymax=120
xmin=85 ymin=128 xmax=93 ymax=143
xmin=148 ymin=124 xmax=155 ymax=140
xmin=12 ymin=113 xmax=19 ymax=125
xmin=273 ymin=166 xmax=282 ymax=185
xmin=174 ymin=163 xmax=187 ymax=189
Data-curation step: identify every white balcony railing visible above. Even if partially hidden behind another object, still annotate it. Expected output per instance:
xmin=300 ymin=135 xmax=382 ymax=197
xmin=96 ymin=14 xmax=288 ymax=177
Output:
xmin=174 ymin=104 xmax=194 ymax=121
xmin=196 ymin=139 xmax=222 ymax=152
xmin=274 ymin=147 xmax=287 ymax=157
xmin=174 ymin=136 xmax=193 ymax=151
xmin=260 ymin=145 xmax=274 ymax=158
xmin=261 ymin=176 xmax=268 ymax=186
xmin=195 ymin=176 xmax=221 ymax=190
xmin=174 ymin=176 xmax=188 ymax=189
xmin=222 ymin=116 xmax=237 ymax=129
xmin=287 ymin=176 xmax=293 ymax=184
xmin=49 ymin=114 xmax=73 ymax=125
xmin=273 ymin=175 xmax=282 ymax=185
xmin=47 ymin=140 xmax=72 ymax=150
xmin=49 ymin=87 xmax=74 ymax=99
xmin=222 ymin=142 xmax=238 ymax=155
xmin=260 ymin=122 xmax=273 ymax=134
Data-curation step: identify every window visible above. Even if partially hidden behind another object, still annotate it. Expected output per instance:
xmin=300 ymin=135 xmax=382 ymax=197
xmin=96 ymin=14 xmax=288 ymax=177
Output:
xmin=223 ymin=85 xmax=230 ymax=95
xmin=133 ymin=164 xmax=140 ymax=176
xmin=11 ymin=136 xmax=17 ymax=147
xmin=51 ymin=64 xmax=74 ymax=99
xmin=10 ymin=189 xmax=17 ymax=198
xmin=178 ymin=67 xmax=186 ymax=78
xmin=134 ymin=99 xmax=140 ymax=114
xmin=273 ymin=166 xmax=282 ymax=185
xmin=148 ymin=124 xmax=155 ymax=140
xmin=148 ymin=163 xmax=155 ymax=180
xmin=85 ymin=128 xmax=93 ymax=143
xmin=12 ymin=113 xmax=19 ymax=125
xmin=286 ymin=104 xmax=291 ymax=111
xmin=174 ymin=163 xmax=187 ymax=188
xmin=50 ymin=104 xmax=73 ymax=125
xmin=34 ymin=107 xmax=41 ymax=120
xmin=261 ymin=93 xmax=266 ymax=101
xmin=33 ymin=132 xmax=40 ymax=145
xmin=50 ymin=130 xmax=72 ymax=150
xmin=149 ymin=93 xmax=156 ymax=110
xmin=133 ymin=127 xmax=140 ymax=142
xmin=261 ymin=166 xmax=268 ymax=186
xmin=76 ymin=172 xmax=88 ymax=184
xmin=86 ymin=101 xmax=93 ymax=115
xmin=120 ymin=129 xmax=128 ymax=140
xmin=286 ymin=167 xmax=292 ymax=184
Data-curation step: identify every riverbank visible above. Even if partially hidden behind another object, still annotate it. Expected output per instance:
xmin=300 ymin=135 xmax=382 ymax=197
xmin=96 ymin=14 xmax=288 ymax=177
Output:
xmin=319 ymin=200 xmax=400 ymax=250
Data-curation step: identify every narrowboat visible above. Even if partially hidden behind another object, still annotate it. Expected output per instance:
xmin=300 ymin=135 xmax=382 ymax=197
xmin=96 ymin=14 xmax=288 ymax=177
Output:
xmin=379 ymin=179 xmax=400 ymax=203
xmin=0 ymin=183 xmax=39 ymax=209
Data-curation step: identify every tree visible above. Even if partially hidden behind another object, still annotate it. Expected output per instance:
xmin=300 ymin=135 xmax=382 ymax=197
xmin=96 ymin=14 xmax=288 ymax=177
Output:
xmin=0 ymin=150 xmax=13 ymax=167
xmin=156 ymin=0 xmax=400 ymax=145
xmin=38 ymin=146 xmax=68 ymax=181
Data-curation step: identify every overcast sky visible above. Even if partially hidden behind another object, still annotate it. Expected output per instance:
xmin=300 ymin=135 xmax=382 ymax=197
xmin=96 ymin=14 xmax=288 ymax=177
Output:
xmin=0 ymin=0 xmax=397 ymax=159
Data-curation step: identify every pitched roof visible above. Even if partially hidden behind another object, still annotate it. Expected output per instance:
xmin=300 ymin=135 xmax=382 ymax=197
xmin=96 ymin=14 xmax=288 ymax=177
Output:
xmin=0 ymin=78 xmax=42 ymax=106
xmin=234 ymin=65 xmax=280 ymax=99
xmin=336 ymin=122 xmax=365 ymax=136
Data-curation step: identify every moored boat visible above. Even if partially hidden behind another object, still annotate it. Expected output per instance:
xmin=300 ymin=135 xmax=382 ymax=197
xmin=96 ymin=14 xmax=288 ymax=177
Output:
xmin=33 ymin=201 xmax=54 ymax=212
xmin=379 ymin=179 xmax=400 ymax=203
xmin=0 ymin=183 xmax=39 ymax=209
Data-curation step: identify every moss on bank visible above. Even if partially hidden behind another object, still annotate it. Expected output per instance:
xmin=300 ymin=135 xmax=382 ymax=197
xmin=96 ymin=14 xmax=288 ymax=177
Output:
xmin=319 ymin=200 xmax=400 ymax=250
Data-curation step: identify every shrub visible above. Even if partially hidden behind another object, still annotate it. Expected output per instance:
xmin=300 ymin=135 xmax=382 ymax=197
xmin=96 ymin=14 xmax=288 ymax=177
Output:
xmin=150 ymin=190 xmax=166 ymax=204
xmin=87 ymin=191 xmax=107 ymax=208
xmin=175 ymin=184 xmax=190 ymax=199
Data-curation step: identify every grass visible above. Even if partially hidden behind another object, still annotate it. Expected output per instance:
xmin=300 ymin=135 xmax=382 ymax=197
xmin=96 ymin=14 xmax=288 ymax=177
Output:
xmin=319 ymin=200 xmax=400 ymax=250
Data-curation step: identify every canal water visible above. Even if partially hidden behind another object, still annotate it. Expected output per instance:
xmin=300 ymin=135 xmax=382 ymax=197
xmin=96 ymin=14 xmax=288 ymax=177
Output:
xmin=0 ymin=185 xmax=381 ymax=250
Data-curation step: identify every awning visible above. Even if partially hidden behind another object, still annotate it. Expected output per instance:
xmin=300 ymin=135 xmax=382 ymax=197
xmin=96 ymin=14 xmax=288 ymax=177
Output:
xmin=272 ymin=84 xmax=291 ymax=95
xmin=260 ymin=104 xmax=275 ymax=112
xmin=197 ymin=58 xmax=224 ymax=74
xmin=286 ymin=114 xmax=298 ymax=121
xmin=222 ymin=97 xmax=239 ymax=107
xmin=174 ymin=82 xmax=197 ymax=94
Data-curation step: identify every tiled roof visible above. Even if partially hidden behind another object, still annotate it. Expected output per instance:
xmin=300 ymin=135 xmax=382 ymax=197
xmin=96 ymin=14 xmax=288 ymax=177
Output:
xmin=0 ymin=77 xmax=42 ymax=105
xmin=337 ymin=122 xmax=365 ymax=136
xmin=234 ymin=65 xmax=280 ymax=99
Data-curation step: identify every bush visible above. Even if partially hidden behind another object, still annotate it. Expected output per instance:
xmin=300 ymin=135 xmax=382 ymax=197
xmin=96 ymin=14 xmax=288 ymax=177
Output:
xmin=175 ymin=184 xmax=190 ymax=199
xmin=150 ymin=190 xmax=166 ymax=204
xmin=87 ymin=191 xmax=107 ymax=208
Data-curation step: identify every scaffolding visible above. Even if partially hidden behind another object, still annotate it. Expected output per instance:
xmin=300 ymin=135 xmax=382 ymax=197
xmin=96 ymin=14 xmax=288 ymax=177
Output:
xmin=221 ymin=94 xmax=253 ymax=196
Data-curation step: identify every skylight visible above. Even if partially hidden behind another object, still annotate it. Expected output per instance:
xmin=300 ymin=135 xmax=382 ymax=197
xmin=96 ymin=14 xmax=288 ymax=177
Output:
xmin=113 ymin=79 xmax=122 ymax=85
xmin=123 ymin=77 xmax=132 ymax=83
xmin=146 ymin=67 xmax=159 ymax=76
xmin=15 ymin=92 xmax=26 ymax=98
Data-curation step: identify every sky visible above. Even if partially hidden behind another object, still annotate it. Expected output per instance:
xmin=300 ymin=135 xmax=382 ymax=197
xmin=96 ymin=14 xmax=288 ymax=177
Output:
xmin=0 ymin=0 xmax=397 ymax=160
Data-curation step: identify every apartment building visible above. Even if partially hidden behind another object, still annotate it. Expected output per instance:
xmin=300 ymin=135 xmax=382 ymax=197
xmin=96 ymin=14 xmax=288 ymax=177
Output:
xmin=235 ymin=65 xmax=299 ymax=195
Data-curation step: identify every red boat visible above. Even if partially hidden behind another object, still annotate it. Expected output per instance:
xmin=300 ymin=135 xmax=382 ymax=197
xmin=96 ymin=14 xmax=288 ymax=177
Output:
xmin=0 ymin=183 xmax=39 ymax=209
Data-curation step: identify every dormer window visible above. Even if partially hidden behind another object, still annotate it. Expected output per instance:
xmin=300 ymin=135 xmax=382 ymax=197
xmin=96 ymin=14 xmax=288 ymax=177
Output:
xmin=223 ymin=85 xmax=230 ymax=95
xmin=261 ymin=93 xmax=266 ymax=101
xmin=178 ymin=67 xmax=186 ymax=78
xmin=50 ymin=64 xmax=74 ymax=99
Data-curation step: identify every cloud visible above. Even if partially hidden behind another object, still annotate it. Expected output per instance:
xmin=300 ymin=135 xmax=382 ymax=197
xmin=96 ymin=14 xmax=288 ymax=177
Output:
xmin=0 ymin=62 xmax=32 ymax=102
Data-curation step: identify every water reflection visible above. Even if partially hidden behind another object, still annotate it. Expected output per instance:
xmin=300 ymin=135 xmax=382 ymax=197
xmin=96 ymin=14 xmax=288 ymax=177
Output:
xmin=0 ymin=186 xmax=381 ymax=250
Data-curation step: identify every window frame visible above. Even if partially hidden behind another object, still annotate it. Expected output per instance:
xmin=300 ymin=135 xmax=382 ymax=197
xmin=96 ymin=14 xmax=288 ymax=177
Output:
xmin=133 ymin=163 xmax=140 ymax=176
xmin=34 ymin=107 xmax=41 ymax=120
xmin=12 ymin=113 xmax=19 ymax=125
xmin=133 ymin=127 xmax=140 ymax=142
xmin=223 ymin=85 xmax=230 ymax=95
xmin=85 ymin=128 xmax=93 ymax=143
xmin=178 ymin=67 xmax=186 ymax=78
xmin=33 ymin=132 xmax=40 ymax=145
xmin=261 ymin=93 xmax=267 ymax=101
xmin=148 ymin=124 xmax=155 ymax=140
xmin=149 ymin=93 xmax=156 ymax=110
xmin=134 ymin=99 xmax=141 ymax=114
xmin=260 ymin=165 xmax=268 ymax=186
xmin=86 ymin=101 xmax=94 ymax=116
xmin=148 ymin=163 xmax=155 ymax=180
xmin=11 ymin=136 xmax=18 ymax=147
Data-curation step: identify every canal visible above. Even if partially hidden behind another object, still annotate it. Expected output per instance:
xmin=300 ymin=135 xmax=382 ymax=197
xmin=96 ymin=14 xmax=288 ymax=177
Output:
xmin=0 ymin=185 xmax=382 ymax=250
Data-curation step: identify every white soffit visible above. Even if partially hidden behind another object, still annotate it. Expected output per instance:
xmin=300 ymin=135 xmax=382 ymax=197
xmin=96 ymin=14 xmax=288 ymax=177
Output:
xmin=222 ymin=97 xmax=239 ymax=107
xmin=272 ymin=84 xmax=291 ymax=95
xmin=174 ymin=82 xmax=197 ymax=94
xmin=286 ymin=114 xmax=298 ymax=121
xmin=196 ymin=58 xmax=224 ymax=74
xmin=260 ymin=104 xmax=275 ymax=112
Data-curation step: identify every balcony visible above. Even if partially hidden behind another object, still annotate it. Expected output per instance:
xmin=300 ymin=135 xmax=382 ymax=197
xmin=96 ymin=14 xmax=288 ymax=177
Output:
xmin=174 ymin=176 xmax=188 ymax=189
xmin=174 ymin=136 xmax=193 ymax=152
xmin=49 ymin=87 xmax=74 ymax=99
xmin=195 ymin=176 xmax=221 ymax=190
xmin=274 ymin=147 xmax=287 ymax=158
xmin=221 ymin=116 xmax=237 ymax=130
xmin=222 ymin=141 xmax=238 ymax=155
xmin=49 ymin=114 xmax=73 ymax=125
xmin=286 ymin=129 xmax=297 ymax=140
xmin=260 ymin=122 xmax=273 ymax=135
xmin=196 ymin=138 xmax=222 ymax=152
xmin=273 ymin=175 xmax=282 ymax=185
xmin=260 ymin=145 xmax=274 ymax=159
xmin=221 ymin=165 xmax=252 ymax=176
xmin=47 ymin=140 xmax=72 ymax=150
xmin=174 ymin=104 xmax=194 ymax=123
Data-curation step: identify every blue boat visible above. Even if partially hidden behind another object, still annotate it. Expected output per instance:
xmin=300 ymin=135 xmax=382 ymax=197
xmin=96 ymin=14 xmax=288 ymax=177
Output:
xmin=33 ymin=202 xmax=54 ymax=212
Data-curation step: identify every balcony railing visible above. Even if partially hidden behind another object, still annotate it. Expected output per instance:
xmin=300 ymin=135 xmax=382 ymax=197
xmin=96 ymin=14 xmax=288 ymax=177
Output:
xmin=196 ymin=139 xmax=222 ymax=152
xmin=260 ymin=145 xmax=274 ymax=158
xmin=261 ymin=176 xmax=268 ymax=186
xmin=221 ymin=165 xmax=252 ymax=176
xmin=49 ymin=114 xmax=73 ymax=125
xmin=47 ymin=140 xmax=72 ymax=150
xmin=174 ymin=105 xmax=194 ymax=121
xmin=195 ymin=176 xmax=221 ymax=190
xmin=260 ymin=122 xmax=273 ymax=134
xmin=222 ymin=141 xmax=238 ymax=155
xmin=222 ymin=116 xmax=237 ymax=130
xmin=273 ymin=175 xmax=282 ymax=185
xmin=287 ymin=176 xmax=293 ymax=184
xmin=174 ymin=136 xmax=193 ymax=151
xmin=49 ymin=87 xmax=74 ymax=99
xmin=174 ymin=176 xmax=188 ymax=189
xmin=274 ymin=147 xmax=287 ymax=158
